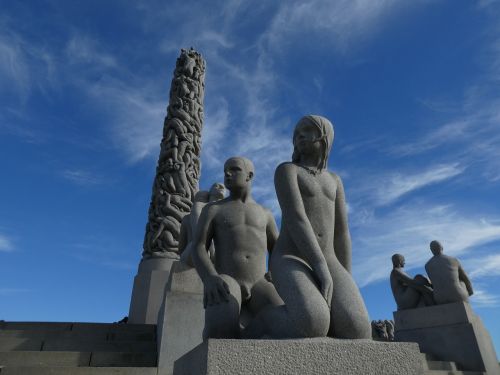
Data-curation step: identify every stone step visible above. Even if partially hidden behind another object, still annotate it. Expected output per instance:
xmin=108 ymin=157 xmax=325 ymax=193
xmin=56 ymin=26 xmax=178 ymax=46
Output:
xmin=0 ymin=351 xmax=91 ymax=367
xmin=42 ymin=339 xmax=156 ymax=353
xmin=425 ymin=371 xmax=485 ymax=375
xmin=0 ymin=351 xmax=157 ymax=367
xmin=424 ymin=360 xmax=458 ymax=371
xmin=0 ymin=338 xmax=156 ymax=353
xmin=0 ymin=329 xmax=155 ymax=342
xmin=0 ymin=322 xmax=155 ymax=335
xmin=0 ymin=366 xmax=158 ymax=374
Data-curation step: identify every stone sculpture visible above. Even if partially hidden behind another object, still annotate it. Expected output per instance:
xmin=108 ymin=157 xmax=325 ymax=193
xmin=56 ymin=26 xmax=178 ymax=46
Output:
xmin=390 ymin=253 xmax=434 ymax=310
xmin=425 ymin=240 xmax=473 ymax=304
xmin=371 ymin=319 xmax=395 ymax=341
xmin=142 ymin=48 xmax=206 ymax=259
xmin=245 ymin=115 xmax=371 ymax=339
xmin=192 ymin=157 xmax=283 ymax=339
xmin=179 ymin=182 xmax=225 ymax=266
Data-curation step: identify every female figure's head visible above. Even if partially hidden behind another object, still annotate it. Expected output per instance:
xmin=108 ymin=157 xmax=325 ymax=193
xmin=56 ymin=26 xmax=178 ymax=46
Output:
xmin=292 ymin=115 xmax=334 ymax=170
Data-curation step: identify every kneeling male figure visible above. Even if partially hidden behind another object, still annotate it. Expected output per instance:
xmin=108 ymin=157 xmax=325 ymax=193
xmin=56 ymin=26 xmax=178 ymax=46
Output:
xmin=193 ymin=157 xmax=283 ymax=339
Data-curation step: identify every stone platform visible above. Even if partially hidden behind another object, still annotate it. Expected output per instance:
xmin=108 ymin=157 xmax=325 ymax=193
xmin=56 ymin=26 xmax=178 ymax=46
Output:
xmin=173 ymin=338 xmax=425 ymax=375
xmin=394 ymin=302 xmax=499 ymax=375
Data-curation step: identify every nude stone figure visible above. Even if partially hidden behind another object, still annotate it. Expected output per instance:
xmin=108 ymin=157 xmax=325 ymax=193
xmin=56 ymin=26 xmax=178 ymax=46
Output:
xmin=390 ymin=253 xmax=434 ymax=310
xmin=425 ymin=240 xmax=474 ymax=305
xmin=179 ymin=183 xmax=225 ymax=266
xmin=245 ymin=115 xmax=371 ymax=339
xmin=192 ymin=157 xmax=283 ymax=339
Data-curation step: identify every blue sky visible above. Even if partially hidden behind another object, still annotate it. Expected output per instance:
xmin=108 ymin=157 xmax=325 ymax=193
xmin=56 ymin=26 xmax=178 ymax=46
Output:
xmin=1 ymin=0 xmax=499 ymax=351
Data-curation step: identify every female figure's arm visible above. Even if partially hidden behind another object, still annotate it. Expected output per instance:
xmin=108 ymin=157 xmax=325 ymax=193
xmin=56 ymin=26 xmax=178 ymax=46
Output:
xmin=333 ymin=174 xmax=352 ymax=273
xmin=275 ymin=163 xmax=333 ymax=306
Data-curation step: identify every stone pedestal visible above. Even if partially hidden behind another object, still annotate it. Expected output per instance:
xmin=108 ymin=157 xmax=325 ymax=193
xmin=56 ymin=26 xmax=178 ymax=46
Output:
xmin=173 ymin=338 xmax=424 ymax=375
xmin=157 ymin=261 xmax=205 ymax=375
xmin=394 ymin=302 xmax=499 ymax=374
xmin=128 ymin=257 xmax=177 ymax=324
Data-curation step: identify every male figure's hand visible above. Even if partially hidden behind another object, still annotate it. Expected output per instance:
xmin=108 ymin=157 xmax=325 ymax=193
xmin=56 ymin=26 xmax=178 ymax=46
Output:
xmin=203 ymin=275 xmax=230 ymax=308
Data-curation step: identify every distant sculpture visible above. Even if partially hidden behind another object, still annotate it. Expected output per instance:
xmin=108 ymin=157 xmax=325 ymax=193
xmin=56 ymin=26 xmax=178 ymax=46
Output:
xmin=192 ymin=157 xmax=283 ymax=339
xmin=142 ymin=48 xmax=206 ymax=259
xmin=179 ymin=182 xmax=225 ymax=267
xmin=246 ymin=115 xmax=371 ymax=339
xmin=425 ymin=240 xmax=473 ymax=305
xmin=390 ymin=253 xmax=434 ymax=310
xmin=371 ymin=320 xmax=395 ymax=341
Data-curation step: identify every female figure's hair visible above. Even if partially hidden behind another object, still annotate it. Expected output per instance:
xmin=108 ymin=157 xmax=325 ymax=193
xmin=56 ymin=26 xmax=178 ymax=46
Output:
xmin=291 ymin=115 xmax=335 ymax=170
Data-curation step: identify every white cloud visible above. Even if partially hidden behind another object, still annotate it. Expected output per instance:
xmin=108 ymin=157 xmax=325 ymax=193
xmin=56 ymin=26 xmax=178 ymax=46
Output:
xmin=0 ymin=234 xmax=13 ymax=252
xmin=352 ymin=204 xmax=500 ymax=287
xmin=373 ymin=163 xmax=464 ymax=206
xmin=65 ymin=34 xmax=117 ymax=68
xmin=466 ymin=254 xmax=500 ymax=279
xmin=61 ymin=169 xmax=103 ymax=186
xmin=470 ymin=288 xmax=499 ymax=308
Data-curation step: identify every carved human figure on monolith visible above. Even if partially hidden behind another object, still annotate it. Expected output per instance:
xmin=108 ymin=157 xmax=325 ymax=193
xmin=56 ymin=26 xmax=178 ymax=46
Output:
xmin=390 ymin=253 xmax=434 ymax=310
xmin=247 ymin=115 xmax=371 ymax=339
xmin=425 ymin=240 xmax=473 ymax=304
xmin=192 ymin=157 xmax=283 ymax=339
xmin=179 ymin=182 xmax=225 ymax=267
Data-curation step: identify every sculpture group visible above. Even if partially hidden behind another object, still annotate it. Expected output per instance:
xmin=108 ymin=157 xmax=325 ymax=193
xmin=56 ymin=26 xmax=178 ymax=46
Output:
xmin=391 ymin=240 xmax=474 ymax=311
xmin=182 ymin=115 xmax=371 ymax=340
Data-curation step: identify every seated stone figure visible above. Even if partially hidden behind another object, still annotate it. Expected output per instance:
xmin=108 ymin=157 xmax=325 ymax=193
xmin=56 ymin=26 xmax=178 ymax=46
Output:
xmin=178 ymin=182 xmax=225 ymax=267
xmin=192 ymin=157 xmax=283 ymax=339
xmin=390 ymin=253 xmax=434 ymax=310
xmin=425 ymin=240 xmax=473 ymax=305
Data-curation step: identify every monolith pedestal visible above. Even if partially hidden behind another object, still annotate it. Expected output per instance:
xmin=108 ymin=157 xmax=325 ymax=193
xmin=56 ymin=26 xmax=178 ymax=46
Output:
xmin=128 ymin=257 xmax=177 ymax=324
xmin=394 ymin=302 xmax=499 ymax=374
xmin=173 ymin=338 xmax=425 ymax=375
xmin=157 ymin=261 xmax=205 ymax=375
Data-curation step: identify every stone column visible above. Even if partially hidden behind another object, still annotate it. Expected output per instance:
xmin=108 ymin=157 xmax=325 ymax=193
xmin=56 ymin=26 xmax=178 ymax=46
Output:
xmin=129 ymin=48 xmax=206 ymax=324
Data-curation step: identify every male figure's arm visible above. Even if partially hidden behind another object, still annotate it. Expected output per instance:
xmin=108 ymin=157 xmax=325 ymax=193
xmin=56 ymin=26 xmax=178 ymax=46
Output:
xmin=266 ymin=209 xmax=279 ymax=255
xmin=458 ymin=262 xmax=474 ymax=296
xmin=192 ymin=204 xmax=230 ymax=307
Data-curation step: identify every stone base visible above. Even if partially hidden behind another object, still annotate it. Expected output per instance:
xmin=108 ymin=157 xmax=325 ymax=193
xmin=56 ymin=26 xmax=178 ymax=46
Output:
xmin=128 ymin=257 xmax=177 ymax=324
xmin=394 ymin=302 xmax=499 ymax=374
xmin=157 ymin=261 xmax=205 ymax=375
xmin=173 ymin=338 xmax=424 ymax=375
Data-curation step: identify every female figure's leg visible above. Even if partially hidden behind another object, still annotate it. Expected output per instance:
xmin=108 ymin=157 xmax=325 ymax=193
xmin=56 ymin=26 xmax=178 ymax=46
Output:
xmin=328 ymin=261 xmax=371 ymax=339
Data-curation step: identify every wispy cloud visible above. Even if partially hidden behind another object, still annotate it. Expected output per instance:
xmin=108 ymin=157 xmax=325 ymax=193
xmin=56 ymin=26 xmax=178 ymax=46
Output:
xmin=373 ymin=163 xmax=465 ymax=206
xmin=0 ymin=234 xmax=13 ymax=252
xmin=65 ymin=34 xmax=117 ymax=68
xmin=0 ymin=287 xmax=29 ymax=296
xmin=470 ymin=287 xmax=499 ymax=308
xmin=466 ymin=254 xmax=500 ymax=279
xmin=61 ymin=169 xmax=104 ymax=186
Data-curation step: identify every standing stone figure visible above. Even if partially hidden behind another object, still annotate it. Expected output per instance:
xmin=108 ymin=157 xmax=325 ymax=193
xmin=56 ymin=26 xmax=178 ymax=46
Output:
xmin=390 ymin=253 xmax=434 ymax=310
xmin=248 ymin=115 xmax=371 ymax=339
xmin=142 ymin=48 xmax=206 ymax=259
xmin=192 ymin=157 xmax=283 ymax=339
xmin=425 ymin=240 xmax=474 ymax=304
xmin=179 ymin=182 xmax=225 ymax=267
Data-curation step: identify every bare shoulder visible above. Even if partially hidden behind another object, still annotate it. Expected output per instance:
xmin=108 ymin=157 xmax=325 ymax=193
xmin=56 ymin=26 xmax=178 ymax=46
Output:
xmin=275 ymin=162 xmax=297 ymax=177
xmin=328 ymin=171 xmax=342 ymax=184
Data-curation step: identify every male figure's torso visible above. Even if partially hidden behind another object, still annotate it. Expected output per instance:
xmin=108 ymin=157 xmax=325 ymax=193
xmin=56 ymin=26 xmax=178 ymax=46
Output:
xmin=210 ymin=199 xmax=269 ymax=291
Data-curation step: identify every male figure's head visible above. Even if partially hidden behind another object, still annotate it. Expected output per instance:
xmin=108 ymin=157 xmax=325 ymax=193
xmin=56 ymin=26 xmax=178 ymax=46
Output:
xmin=430 ymin=240 xmax=443 ymax=256
xmin=392 ymin=254 xmax=405 ymax=268
xmin=209 ymin=182 xmax=226 ymax=201
xmin=223 ymin=157 xmax=254 ymax=192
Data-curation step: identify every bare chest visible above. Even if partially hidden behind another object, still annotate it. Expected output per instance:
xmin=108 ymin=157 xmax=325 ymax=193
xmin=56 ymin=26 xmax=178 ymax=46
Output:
xmin=214 ymin=203 xmax=267 ymax=230
xmin=297 ymin=170 xmax=337 ymax=203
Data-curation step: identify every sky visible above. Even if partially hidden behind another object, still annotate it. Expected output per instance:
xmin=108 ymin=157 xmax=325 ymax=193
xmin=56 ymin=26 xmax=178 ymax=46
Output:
xmin=1 ymin=0 xmax=500 ymax=352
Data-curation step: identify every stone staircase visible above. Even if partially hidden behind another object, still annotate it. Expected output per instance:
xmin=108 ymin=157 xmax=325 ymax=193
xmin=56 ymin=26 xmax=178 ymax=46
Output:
xmin=0 ymin=321 xmax=158 ymax=374
xmin=422 ymin=353 xmax=486 ymax=375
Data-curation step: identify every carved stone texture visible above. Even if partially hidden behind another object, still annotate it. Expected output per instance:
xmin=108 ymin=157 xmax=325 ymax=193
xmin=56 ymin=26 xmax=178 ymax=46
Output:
xmin=371 ymin=319 xmax=395 ymax=341
xmin=425 ymin=240 xmax=474 ymax=305
xmin=142 ymin=48 xmax=206 ymax=259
